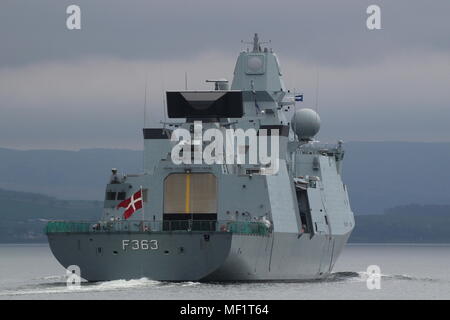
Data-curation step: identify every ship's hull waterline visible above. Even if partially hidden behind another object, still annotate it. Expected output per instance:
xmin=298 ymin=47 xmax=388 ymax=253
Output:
xmin=47 ymin=231 xmax=350 ymax=281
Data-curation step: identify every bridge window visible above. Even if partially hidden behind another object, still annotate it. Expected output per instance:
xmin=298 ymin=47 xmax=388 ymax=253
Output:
xmin=105 ymin=191 xmax=116 ymax=200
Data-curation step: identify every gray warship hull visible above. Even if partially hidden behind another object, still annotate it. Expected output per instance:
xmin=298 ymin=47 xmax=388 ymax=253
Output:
xmin=48 ymin=231 xmax=350 ymax=281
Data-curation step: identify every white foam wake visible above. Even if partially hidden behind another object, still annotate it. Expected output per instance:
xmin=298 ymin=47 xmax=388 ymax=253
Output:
xmin=0 ymin=277 xmax=165 ymax=297
xmin=327 ymin=271 xmax=430 ymax=283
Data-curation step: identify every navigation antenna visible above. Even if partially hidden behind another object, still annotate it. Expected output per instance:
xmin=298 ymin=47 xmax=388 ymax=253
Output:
xmin=315 ymin=66 xmax=320 ymax=112
xmin=160 ymin=65 xmax=168 ymax=129
xmin=241 ymin=33 xmax=271 ymax=52
xmin=143 ymin=73 xmax=148 ymax=128
xmin=143 ymin=73 xmax=148 ymax=171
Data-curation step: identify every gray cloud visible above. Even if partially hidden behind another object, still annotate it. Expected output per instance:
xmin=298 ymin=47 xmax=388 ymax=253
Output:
xmin=2 ymin=0 xmax=450 ymax=67
xmin=1 ymin=0 xmax=450 ymax=149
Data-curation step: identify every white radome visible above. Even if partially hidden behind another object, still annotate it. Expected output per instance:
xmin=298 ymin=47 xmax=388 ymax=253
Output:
xmin=291 ymin=108 xmax=321 ymax=140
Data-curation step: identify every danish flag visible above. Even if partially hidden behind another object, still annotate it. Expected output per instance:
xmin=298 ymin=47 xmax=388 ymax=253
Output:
xmin=117 ymin=190 xmax=143 ymax=220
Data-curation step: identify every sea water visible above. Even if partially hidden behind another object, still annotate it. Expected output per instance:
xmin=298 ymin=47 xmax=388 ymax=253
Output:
xmin=0 ymin=243 xmax=449 ymax=300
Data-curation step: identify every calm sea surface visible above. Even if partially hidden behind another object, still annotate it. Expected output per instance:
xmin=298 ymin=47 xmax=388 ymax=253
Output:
xmin=0 ymin=243 xmax=449 ymax=300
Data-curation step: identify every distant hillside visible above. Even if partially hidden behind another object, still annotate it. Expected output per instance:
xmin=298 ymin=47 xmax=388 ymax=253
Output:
xmin=343 ymin=142 xmax=450 ymax=214
xmin=1 ymin=188 xmax=449 ymax=243
xmin=0 ymin=148 xmax=141 ymax=201
xmin=0 ymin=142 xmax=450 ymax=214
xmin=349 ymin=204 xmax=450 ymax=243
xmin=0 ymin=189 xmax=102 ymax=243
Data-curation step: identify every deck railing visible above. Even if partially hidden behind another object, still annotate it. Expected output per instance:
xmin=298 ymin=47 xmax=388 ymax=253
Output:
xmin=45 ymin=220 xmax=271 ymax=236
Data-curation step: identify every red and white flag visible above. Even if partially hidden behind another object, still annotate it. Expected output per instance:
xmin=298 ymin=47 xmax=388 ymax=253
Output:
xmin=117 ymin=190 xmax=143 ymax=220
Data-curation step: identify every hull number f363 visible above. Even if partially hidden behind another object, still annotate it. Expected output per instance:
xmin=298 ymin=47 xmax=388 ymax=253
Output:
xmin=122 ymin=239 xmax=158 ymax=250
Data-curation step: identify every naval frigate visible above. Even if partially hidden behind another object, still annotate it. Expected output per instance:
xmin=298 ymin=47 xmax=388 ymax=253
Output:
xmin=46 ymin=34 xmax=355 ymax=281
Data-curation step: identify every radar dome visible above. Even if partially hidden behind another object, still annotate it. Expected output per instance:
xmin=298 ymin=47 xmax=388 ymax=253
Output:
xmin=291 ymin=108 xmax=321 ymax=140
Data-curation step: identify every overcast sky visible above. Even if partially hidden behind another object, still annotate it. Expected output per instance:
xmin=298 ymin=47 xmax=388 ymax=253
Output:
xmin=1 ymin=0 xmax=449 ymax=150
